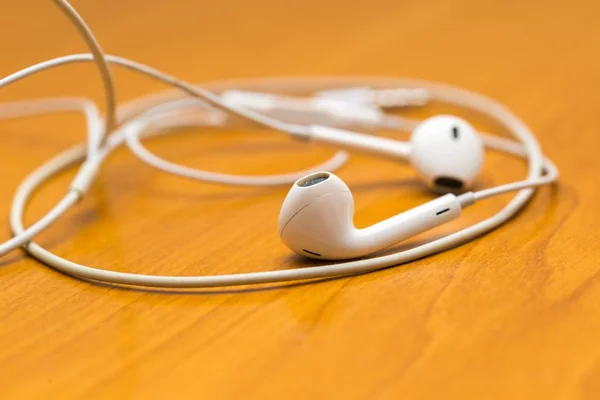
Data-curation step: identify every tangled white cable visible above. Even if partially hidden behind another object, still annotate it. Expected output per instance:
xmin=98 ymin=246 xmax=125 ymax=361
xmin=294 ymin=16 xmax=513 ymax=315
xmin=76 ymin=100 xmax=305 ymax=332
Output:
xmin=0 ymin=0 xmax=557 ymax=288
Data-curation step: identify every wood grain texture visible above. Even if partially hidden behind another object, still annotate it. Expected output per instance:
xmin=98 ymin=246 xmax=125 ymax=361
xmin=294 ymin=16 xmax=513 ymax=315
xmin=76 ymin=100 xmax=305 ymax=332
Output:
xmin=1 ymin=0 xmax=600 ymax=398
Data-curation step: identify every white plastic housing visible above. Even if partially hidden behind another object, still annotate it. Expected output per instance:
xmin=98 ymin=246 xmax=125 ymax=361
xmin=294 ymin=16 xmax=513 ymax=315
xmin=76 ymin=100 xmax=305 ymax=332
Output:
xmin=409 ymin=115 xmax=484 ymax=191
xmin=278 ymin=172 xmax=462 ymax=260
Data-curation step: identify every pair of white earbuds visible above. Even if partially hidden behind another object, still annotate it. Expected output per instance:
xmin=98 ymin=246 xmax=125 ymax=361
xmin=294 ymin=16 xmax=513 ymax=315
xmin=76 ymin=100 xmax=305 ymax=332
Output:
xmin=278 ymin=115 xmax=482 ymax=259
xmin=0 ymin=0 xmax=558 ymax=289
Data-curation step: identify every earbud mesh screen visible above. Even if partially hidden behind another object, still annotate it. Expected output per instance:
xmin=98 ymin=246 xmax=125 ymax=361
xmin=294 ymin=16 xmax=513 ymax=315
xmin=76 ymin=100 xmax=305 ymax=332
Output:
xmin=297 ymin=175 xmax=329 ymax=187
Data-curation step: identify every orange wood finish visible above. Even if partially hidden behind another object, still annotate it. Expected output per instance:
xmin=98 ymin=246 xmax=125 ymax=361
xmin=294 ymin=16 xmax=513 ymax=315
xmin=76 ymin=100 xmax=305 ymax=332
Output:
xmin=1 ymin=0 xmax=600 ymax=398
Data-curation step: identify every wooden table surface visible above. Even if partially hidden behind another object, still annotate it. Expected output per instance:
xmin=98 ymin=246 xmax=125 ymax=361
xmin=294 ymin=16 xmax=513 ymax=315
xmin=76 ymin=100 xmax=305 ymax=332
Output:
xmin=2 ymin=0 xmax=600 ymax=399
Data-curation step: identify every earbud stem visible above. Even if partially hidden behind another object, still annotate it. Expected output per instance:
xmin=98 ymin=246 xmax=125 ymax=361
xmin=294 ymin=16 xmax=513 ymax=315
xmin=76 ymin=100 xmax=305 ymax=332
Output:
xmin=308 ymin=125 xmax=410 ymax=159
xmin=351 ymin=194 xmax=462 ymax=258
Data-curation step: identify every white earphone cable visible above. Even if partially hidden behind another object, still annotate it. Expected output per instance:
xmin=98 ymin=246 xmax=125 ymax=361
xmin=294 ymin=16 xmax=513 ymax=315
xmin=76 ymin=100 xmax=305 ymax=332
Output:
xmin=0 ymin=97 xmax=101 ymax=157
xmin=0 ymin=1 xmax=557 ymax=288
xmin=0 ymin=54 xmax=310 ymax=139
xmin=50 ymin=0 xmax=116 ymax=153
xmin=6 ymin=76 xmax=554 ymax=288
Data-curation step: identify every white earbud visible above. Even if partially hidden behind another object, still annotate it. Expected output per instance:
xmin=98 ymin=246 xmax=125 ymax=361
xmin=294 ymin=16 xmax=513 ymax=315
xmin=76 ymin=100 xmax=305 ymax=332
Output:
xmin=409 ymin=115 xmax=483 ymax=191
xmin=278 ymin=172 xmax=464 ymax=260
xmin=305 ymin=115 xmax=484 ymax=192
